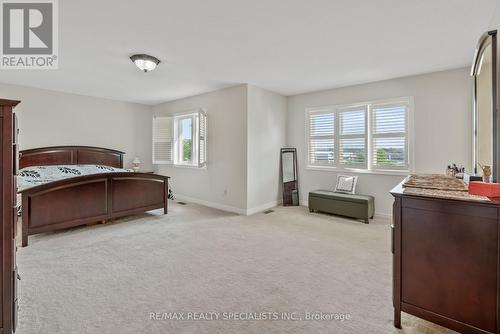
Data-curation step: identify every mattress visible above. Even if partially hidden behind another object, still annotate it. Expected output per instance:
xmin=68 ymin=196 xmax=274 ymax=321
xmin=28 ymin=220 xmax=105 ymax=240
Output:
xmin=17 ymin=164 xmax=129 ymax=192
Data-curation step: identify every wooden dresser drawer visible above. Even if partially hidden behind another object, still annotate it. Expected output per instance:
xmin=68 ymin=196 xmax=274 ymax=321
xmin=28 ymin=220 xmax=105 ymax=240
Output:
xmin=402 ymin=196 xmax=497 ymax=219
xmin=399 ymin=197 xmax=498 ymax=333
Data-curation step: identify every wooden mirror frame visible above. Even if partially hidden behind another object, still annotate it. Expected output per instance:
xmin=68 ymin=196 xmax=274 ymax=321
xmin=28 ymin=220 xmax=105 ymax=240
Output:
xmin=471 ymin=30 xmax=499 ymax=181
xmin=280 ymin=147 xmax=299 ymax=206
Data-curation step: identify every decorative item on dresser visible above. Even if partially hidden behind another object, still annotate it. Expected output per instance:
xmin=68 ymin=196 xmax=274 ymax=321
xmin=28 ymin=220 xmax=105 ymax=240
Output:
xmin=18 ymin=146 xmax=170 ymax=247
xmin=0 ymin=99 xmax=20 ymax=333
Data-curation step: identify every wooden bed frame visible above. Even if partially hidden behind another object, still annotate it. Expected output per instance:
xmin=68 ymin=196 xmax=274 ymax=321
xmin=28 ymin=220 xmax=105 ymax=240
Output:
xmin=18 ymin=146 xmax=169 ymax=247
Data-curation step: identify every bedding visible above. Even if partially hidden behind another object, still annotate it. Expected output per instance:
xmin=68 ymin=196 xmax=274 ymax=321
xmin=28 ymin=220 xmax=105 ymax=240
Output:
xmin=17 ymin=164 xmax=129 ymax=192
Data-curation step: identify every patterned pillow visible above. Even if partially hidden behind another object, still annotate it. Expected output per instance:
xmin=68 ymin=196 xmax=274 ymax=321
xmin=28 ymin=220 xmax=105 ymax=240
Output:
xmin=335 ymin=175 xmax=358 ymax=194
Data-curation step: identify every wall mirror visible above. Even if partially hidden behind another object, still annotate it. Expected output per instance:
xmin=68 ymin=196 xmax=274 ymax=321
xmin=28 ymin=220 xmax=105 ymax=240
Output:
xmin=281 ymin=148 xmax=299 ymax=206
xmin=472 ymin=30 xmax=498 ymax=181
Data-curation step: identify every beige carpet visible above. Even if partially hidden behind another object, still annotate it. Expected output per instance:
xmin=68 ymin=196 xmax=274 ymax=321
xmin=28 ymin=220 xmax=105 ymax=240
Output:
xmin=16 ymin=202 xmax=456 ymax=334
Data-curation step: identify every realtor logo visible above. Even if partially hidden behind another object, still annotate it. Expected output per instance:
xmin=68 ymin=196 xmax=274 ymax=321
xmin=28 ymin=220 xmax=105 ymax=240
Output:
xmin=1 ymin=0 xmax=58 ymax=69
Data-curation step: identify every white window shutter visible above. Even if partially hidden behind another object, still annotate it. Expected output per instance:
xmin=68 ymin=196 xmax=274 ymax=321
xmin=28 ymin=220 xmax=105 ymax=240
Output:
xmin=308 ymin=110 xmax=335 ymax=167
xmin=338 ymin=106 xmax=367 ymax=168
xmin=198 ymin=111 xmax=207 ymax=167
xmin=371 ymin=103 xmax=408 ymax=170
xmin=153 ymin=116 xmax=174 ymax=164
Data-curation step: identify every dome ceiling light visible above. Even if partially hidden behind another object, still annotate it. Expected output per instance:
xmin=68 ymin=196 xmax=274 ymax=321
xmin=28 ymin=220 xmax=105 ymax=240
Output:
xmin=130 ymin=54 xmax=160 ymax=72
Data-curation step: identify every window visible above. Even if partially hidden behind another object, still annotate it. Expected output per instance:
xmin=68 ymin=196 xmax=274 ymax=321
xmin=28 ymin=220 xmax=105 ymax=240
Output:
xmin=339 ymin=106 xmax=367 ymax=168
xmin=177 ymin=116 xmax=194 ymax=164
xmin=152 ymin=117 xmax=173 ymax=164
xmin=308 ymin=110 xmax=335 ymax=166
xmin=371 ymin=103 xmax=408 ymax=170
xmin=153 ymin=110 xmax=207 ymax=168
xmin=306 ymin=98 xmax=411 ymax=172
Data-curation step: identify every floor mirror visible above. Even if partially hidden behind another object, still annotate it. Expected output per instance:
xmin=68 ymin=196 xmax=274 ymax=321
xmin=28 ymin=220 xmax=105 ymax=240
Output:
xmin=281 ymin=148 xmax=299 ymax=206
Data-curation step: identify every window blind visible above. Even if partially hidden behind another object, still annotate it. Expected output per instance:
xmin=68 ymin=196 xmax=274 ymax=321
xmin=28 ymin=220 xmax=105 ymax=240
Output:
xmin=339 ymin=107 xmax=367 ymax=167
xmin=306 ymin=98 xmax=411 ymax=172
xmin=308 ymin=111 xmax=335 ymax=166
xmin=152 ymin=116 xmax=173 ymax=164
xmin=371 ymin=104 xmax=408 ymax=169
xmin=198 ymin=111 xmax=207 ymax=167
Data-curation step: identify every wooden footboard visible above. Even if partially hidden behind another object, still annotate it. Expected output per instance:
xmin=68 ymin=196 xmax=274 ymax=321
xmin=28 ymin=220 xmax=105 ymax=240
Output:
xmin=19 ymin=172 xmax=169 ymax=246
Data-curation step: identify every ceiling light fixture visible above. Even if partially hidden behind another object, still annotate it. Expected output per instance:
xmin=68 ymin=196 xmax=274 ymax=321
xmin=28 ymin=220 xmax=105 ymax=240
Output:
xmin=130 ymin=54 xmax=160 ymax=72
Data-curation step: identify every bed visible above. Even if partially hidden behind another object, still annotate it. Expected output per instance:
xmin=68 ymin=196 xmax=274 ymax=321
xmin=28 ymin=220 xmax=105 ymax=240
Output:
xmin=17 ymin=146 xmax=169 ymax=247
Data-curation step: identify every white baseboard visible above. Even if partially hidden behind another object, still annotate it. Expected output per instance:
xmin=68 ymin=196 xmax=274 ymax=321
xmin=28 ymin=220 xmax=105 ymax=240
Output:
xmin=174 ymin=194 xmax=246 ymax=215
xmin=174 ymin=195 xmax=281 ymax=216
xmin=245 ymin=200 xmax=281 ymax=216
xmin=173 ymin=196 xmax=392 ymax=220
xmin=374 ymin=212 xmax=392 ymax=220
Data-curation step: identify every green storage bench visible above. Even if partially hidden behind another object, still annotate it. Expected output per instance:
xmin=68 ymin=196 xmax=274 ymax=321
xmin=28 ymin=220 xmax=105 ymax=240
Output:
xmin=308 ymin=190 xmax=374 ymax=224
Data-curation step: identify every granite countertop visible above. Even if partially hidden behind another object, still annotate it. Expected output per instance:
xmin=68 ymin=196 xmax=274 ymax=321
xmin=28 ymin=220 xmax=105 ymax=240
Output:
xmin=391 ymin=174 xmax=491 ymax=203
xmin=403 ymin=174 xmax=467 ymax=191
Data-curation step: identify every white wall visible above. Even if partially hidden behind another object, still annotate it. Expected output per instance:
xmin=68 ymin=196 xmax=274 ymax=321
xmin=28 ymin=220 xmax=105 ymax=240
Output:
xmin=2 ymin=81 xmax=286 ymax=215
xmin=152 ymin=85 xmax=248 ymax=214
xmin=1 ymin=68 xmax=473 ymax=217
xmin=489 ymin=4 xmax=500 ymax=29
xmin=247 ymin=85 xmax=287 ymax=213
xmin=287 ymin=68 xmax=472 ymax=216
xmin=152 ymin=84 xmax=287 ymax=215
xmin=0 ymin=83 xmax=152 ymax=169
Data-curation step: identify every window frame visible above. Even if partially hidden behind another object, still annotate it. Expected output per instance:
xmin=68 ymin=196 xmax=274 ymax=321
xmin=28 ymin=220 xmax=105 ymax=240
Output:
xmin=305 ymin=97 xmax=413 ymax=175
xmin=370 ymin=101 xmax=410 ymax=172
xmin=174 ymin=113 xmax=197 ymax=166
xmin=337 ymin=104 xmax=368 ymax=169
xmin=307 ymin=108 xmax=336 ymax=167
xmin=153 ymin=109 xmax=207 ymax=169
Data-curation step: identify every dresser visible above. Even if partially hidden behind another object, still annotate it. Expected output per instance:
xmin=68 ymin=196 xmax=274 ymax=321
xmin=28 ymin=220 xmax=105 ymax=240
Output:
xmin=0 ymin=99 xmax=19 ymax=334
xmin=391 ymin=178 xmax=500 ymax=334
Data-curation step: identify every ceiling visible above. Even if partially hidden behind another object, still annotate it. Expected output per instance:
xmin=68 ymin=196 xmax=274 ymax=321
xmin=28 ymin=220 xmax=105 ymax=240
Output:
xmin=0 ymin=0 xmax=498 ymax=105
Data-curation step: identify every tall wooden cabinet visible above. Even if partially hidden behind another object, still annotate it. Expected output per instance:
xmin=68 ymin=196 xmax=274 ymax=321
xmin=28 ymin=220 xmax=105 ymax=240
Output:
xmin=0 ymin=99 xmax=19 ymax=334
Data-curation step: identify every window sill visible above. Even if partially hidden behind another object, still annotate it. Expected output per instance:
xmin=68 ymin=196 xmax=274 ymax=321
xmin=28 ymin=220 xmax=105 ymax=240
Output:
xmin=305 ymin=165 xmax=411 ymax=176
xmin=157 ymin=164 xmax=207 ymax=170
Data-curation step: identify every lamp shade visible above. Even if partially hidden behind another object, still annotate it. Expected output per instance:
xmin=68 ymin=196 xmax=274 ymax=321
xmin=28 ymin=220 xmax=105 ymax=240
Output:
xmin=133 ymin=157 xmax=141 ymax=164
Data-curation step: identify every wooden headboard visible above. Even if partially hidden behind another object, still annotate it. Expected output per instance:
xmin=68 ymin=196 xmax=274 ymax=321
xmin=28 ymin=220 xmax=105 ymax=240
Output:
xmin=19 ymin=146 xmax=125 ymax=169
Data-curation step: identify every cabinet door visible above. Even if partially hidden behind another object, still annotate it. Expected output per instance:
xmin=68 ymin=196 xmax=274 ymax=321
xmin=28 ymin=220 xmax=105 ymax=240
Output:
xmin=0 ymin=115 xmax=3 ymax=329
xmin=12 ymin=113 xmax=18 ymax=332
xmin=12 ymin=265 xmax=17 ymax=332
xmin=401 ymin=198 xmax=497 ymax=332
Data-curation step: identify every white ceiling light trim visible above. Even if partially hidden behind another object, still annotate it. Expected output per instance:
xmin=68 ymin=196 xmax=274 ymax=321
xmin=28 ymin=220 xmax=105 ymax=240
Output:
xmin=130 ymin=54 xmax=160 ymax=72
